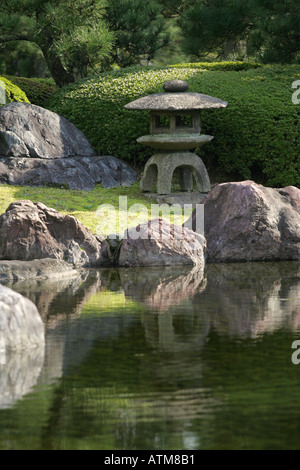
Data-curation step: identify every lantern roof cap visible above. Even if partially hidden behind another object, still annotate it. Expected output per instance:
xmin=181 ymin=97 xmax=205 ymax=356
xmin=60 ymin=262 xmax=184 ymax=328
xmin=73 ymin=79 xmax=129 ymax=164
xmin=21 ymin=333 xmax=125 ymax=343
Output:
xmin=124 ymin=80 xmax=228 ymax=112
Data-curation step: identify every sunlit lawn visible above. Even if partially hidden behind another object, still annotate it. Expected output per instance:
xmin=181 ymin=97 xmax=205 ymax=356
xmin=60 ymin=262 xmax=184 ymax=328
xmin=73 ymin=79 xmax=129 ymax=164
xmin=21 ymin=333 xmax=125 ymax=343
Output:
xmin=0 ymin=182 xmax=192 ymax=237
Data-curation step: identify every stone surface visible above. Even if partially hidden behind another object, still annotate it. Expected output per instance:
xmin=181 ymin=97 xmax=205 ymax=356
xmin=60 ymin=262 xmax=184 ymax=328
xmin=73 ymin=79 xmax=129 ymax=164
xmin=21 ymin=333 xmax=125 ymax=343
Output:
xmin=0 ymin=102 xmax=137 ymax=190
xmin=124 ymin=92 xmax=228 ymax=111
xmin=0 ymin=102 xmax=96 ymax=159
xmin=143 ymin=191 xmax=207 ymax=207
xmin=118 ymin=217 xmax=206 ymax=267
xmin=137 ymin=133 xmax=213 ymax=151
xmin=187 ymin=180 xmax=300 ymax=261
xmin=0 ymin=284 xmax=45 ymax=352
xmin=0 ymin=155 xmax=136 ymax=191
xmin=140 ymin=151 xmax=211 ymax=194
xmin=0 ymin=259 xmax=78 ymax=281
xmin=0 ymin=200 xmax=105 ymax=267
xmin=163 ymin=80 xmax=189 ymax=92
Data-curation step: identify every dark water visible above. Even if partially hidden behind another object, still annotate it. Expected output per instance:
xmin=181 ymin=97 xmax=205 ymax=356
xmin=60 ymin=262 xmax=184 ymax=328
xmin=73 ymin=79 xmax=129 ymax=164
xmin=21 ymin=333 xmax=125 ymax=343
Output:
xmin=0 ymin=261 xmax=300 ymax=450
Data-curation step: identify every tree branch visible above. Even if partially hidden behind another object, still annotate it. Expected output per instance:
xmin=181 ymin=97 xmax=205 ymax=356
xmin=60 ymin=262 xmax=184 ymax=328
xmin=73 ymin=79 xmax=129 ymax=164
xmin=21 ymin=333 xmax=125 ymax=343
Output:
xmin=0 ymin=34 xmax=32 ymax=44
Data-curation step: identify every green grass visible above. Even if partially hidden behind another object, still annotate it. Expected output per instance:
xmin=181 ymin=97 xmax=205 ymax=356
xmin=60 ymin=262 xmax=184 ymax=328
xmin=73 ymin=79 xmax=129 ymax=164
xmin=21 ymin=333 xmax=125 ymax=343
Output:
xmin=0 ymin=182 xmax=191 ymax=237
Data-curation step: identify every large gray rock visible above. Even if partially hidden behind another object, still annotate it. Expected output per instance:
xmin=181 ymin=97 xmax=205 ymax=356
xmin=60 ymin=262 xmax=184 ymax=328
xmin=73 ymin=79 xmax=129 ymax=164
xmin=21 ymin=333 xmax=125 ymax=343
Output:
xmin=0 ymin=200 xmax=105 ymax=267
xmin=0 ymin=285 xmax=44 ymax=352
xmin=119 ymin=217 xmax=206 ymax=267
xmin=0 ymin=102 xmax=137 ymax=190
xmin=0 ymin=155 xmax=137 ymax=191
xmin=187 ymin=180 xmax=300 ymax=261
xmin=0 ymin=102 xmax=96 ymax=159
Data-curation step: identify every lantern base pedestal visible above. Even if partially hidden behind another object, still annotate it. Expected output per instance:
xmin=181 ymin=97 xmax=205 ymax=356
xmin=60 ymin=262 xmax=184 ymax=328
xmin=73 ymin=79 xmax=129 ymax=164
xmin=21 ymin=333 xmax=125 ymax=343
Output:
xmin=140 ymin=151 xmax=211 ymax=195
xmin=142 ymin=191 xmax=207 ymax=208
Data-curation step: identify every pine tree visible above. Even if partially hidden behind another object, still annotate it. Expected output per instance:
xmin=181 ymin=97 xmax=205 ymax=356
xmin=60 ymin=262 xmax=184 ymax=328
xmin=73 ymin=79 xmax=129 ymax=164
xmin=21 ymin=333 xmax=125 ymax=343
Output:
xmin=103 ymin=0 xmax=169 ymax=67
xmin=0 ymin=0 xmax=114 ymax=86
xmin=178 ymin=0 xmax=300 ymax=63
xmin=178 ymin=0 xmax=254 ymax=59
xmin=249 ymin=0 xmax=300 ymax=63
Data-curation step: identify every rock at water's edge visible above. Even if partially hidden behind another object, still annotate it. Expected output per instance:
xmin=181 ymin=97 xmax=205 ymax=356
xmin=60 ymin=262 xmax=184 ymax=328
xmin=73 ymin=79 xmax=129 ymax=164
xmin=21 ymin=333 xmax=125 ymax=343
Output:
xmin=119 ymin=217 xmax=206 ymax=267
xmin=186 ymin=180 xmax=300 ymax=261
xmin=0 ymin=200 xmax=105 ymax=267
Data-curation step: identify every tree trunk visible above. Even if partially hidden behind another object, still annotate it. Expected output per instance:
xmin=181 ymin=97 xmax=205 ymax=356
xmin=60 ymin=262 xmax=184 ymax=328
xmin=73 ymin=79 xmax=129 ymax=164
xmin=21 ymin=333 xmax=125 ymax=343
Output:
xmin=38 ymin=38 xmax=75 ymax=88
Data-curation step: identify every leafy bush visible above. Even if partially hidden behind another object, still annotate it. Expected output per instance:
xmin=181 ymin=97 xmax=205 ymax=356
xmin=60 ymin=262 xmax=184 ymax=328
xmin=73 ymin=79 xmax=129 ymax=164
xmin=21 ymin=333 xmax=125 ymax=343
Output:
xmin=0 ymin=76 xmax=30 ymax=105
xmin=170 ymin=61 xmax=262 ymax=71
xmin=4 ymin=76 xmax=57 ymax=107
xmin=46 ymin=64 xmax=300 ymax=188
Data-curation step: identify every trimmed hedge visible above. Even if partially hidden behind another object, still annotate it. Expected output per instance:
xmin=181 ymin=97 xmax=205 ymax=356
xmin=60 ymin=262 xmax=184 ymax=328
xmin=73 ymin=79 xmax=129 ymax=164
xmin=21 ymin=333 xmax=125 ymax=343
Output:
xmin=46 ymin=64 xmax=300 ymax=188
xmin=170 ymin=61 xmax=262 ymax=71
xmin=0 ymin=76 xmax=30 ymax=105
xmin=5 ymin=76 xmax=57 ymax=107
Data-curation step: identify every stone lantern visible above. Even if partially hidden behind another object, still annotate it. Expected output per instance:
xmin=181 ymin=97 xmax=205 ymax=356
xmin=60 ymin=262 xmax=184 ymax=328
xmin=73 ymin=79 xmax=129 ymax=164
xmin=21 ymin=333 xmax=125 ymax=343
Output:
xmin=124 ymin=80 xmax=228 ymax=195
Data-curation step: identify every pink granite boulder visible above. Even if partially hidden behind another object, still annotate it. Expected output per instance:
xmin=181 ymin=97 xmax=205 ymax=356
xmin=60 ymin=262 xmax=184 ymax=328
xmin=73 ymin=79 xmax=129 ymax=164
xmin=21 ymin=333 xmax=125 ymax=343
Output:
xmin=119 ymin=217 xmax=206 ymax=267
xmin=186 ymin=180 xmax=300 ymax=262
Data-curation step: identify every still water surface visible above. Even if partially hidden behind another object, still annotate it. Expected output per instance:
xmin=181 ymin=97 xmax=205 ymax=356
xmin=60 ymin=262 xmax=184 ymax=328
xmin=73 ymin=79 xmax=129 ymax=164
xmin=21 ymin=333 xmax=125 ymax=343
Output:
xmin=0 ymin=261 xmax=300 ymax=450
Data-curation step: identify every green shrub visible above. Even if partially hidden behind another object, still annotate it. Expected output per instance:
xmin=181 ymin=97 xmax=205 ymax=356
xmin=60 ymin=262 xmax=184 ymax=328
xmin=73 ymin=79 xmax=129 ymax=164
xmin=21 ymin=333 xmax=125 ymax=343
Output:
xmin=170 ymin=61 xmax=262 ymax=71
xmin=5 ymin=76 xmax=57 ymax=107
xmin=0 ymin=76 xmax=30 ymax=105
xmin=46 ymin=64 xmax=300 ymax=188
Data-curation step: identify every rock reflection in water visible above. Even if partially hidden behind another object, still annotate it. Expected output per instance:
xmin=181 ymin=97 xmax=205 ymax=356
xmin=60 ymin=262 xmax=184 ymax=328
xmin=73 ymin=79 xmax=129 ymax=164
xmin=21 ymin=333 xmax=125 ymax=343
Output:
xmin=2 ymin=269 xmax=103 ymax=386
xmin=2 ymin=261 xmax=299 ymax=410
xmin=3 ymin=269 xmax=102 ymax=328
xmin=119 ymin=265 xmax=206 ymax=312
xmin=200 ymin=261 xmax=300 ymax=338
xmin=0 ymin=347 xmax=45 ymax=409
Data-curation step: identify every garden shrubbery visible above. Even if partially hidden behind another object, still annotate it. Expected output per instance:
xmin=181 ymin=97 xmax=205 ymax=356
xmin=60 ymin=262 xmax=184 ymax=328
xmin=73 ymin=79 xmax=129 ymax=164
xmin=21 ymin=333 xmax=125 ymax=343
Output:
xmin=0 ymin=76 xmax=30 ymax=105
xmin=170 ymin=61 xmax=262 ymax=71
xmin=5 ymin=76 xmax=57 ymax=107
xmin=46 ymin=63 xmax=300 ymax=187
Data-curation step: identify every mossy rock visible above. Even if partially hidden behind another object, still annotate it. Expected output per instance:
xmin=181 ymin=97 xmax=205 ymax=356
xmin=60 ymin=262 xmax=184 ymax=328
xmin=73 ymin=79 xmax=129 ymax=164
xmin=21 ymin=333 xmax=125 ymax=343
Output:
xmin=0 ymin=76 xmax=30 ymax=105
xmin=4 ymin=76 xmax=57 ymax=107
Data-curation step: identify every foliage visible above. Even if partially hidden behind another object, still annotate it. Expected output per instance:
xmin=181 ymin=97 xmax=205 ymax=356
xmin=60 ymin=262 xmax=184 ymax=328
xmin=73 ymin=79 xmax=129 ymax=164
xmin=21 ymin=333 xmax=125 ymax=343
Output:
xmin=178 ymin=0 xmax=300 ymax=64
xmin=0 ymin=40 xmax=50 ymax=78
xmin=0 ymin=76 xmax=30 ymax=105
xmin=0 ymin=0 xmax=173 ymax=85
xmin=4 ymin=76 xmax=57 ymax=107
xmin=170 ymin=61 xmax=261 ymax=71
xmin=103 ymin=0 xmax=169 ymax=68
xmin=0 ymin=0 xmax=114 ymax=87
xmin=47 ymin=63 xmax=300 ymax=188
xmin=179 ymin=0 xmax=253 ymax=59
xmin=248 ymin=0 xmax=300 ymax=63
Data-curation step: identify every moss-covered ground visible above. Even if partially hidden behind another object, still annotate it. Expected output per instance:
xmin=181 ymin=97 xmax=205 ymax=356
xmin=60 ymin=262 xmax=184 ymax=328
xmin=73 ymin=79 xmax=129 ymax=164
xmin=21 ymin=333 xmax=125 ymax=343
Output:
xmin=0 ymin=182 xmax=191 ymax=237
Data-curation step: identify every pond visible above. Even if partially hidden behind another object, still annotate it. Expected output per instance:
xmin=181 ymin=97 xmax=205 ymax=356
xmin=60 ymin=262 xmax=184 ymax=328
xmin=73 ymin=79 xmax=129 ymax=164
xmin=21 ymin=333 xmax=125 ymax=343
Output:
xmin=0 ymin=261 xmax=300 ymax=450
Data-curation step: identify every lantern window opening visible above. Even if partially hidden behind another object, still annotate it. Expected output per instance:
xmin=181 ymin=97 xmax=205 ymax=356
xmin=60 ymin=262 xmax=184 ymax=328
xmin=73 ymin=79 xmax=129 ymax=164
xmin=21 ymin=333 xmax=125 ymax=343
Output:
xmin=150 ymin=111 xmax=201 ymax=135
